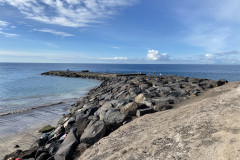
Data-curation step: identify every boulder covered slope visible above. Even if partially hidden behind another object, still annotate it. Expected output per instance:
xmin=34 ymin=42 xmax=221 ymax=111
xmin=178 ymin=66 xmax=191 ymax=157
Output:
xmin=79 ymin=82 xmax=240 ymax=160
xmin=3 ymin=73 xmax=230 ymax=160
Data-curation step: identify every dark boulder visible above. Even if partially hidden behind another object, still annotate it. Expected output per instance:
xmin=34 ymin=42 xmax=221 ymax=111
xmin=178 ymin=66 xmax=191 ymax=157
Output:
xmin=80 ymin=120 xmax=106 ymax=145
xmin=135 ymin=93 xmax=151 ymax=104
xmin=39 ymin=125 xmax=55 ymax=133
xmin=120 ymin=102 xmax=139 ymax=116
xmin=4 ymin=150 xmax=22 ymax=160
xmin=72 ymin=143 xmax=91 ymax=159
xmin=35 ymin=147 xmax=48 ymax=158
xmin=4 ymin=146 xmax=38 ymax=160
xmin=54 ymin=129 xmax=78 ymax=160
xmin=139 ymin=83 xmax=151 ymax=90
xmin=199 ymin=80 xmax=217 ymax=89
xmin=136 ymin=108 xmax=155 ymax=117
xmin=47 ymin=140 xmax=61 ymax=156
xmin=75 ymin=117 xmax=91 ymax=138
xmin=51 ymin=125 xmax=65 ymax=141
xmin=217 ymin=79 xmax=228 ymax=86
xmin=36 ymin=152 xmax=50 ymax=160
xmin=102 ymin=109 xmax=126 ymax=125
xmin=128 ymin=87 xmax=141 ymax=95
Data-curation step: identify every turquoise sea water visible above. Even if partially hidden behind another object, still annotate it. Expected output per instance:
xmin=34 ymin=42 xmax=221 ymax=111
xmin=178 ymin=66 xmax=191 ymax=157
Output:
xmin=0 ymin=63 xmax=240 ymax=137
xmin=0 ymin=63 xmax=101 ymax=136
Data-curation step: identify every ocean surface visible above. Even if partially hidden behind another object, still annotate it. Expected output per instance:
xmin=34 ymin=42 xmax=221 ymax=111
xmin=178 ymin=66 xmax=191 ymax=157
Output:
xmin=1 ymin=63 xmax=240 ymax=137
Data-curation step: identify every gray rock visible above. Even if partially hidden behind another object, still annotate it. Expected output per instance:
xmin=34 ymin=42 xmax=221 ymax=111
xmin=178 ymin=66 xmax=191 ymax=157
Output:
xmin=153 ymin=104 xmax=172 ymax=111
xmin=77 ymin=106 xmax=98 ymax=119
xmin=135 ymin=93 xmax=150 ymax=103
xmin=80 ymin=120 xmax=106 ymax=145
xmin=200 ymin=80 xmax=217 ymax=89
xmin=139 ymin=83 xmax=151 ymax=90
xmin=192 ymin=89 xmax=201 ymax=96
xmin=136 ymin=108 xmax=155 ymax=117
xmin=76 ymin=118 xmax=91 ymax=138
xmin=114 ymin=90 xmax=127 ymax=99
xmin=52 ymin=125 xmax=65 ymax=140
xmin=120 ymin=102 xmax=139 ymax=116
xmin=72 ymin=143 xmax=91 ymax=159
xmin=129 ymin=87 xmax=141 ymax=95
xmin=170 ymin=88 xmax=188 ymax=97
xmin=35 ymin=147 xmax=47 ymax=158
xmin=63 ymin=117 xmax=75 ymax=128
xmin=152 ymin=82 xmax=164 ymax=88
xmin=217 ymin=79 xmax=228 ymax=86
xmin=54 ymin=129 xmax=78 ymax=160
xmin=157 ymin=87 xmax=172 ymax=95
xmin=102 ymin=109 xmax=126 ymax=125
xmin=188 ymin=77 xmax=199 ymax=84
xmin=145 ymin=87 xmax=156 ymax=94
xmin=124 ymin=94 xmax=136 ymax=101
xmin=169 ymin=83 xmax=181 ymax=89
xmin=116 ymin=99 xmax=129 ymax=108
xmin=82 ymin=103 xmax=95 ymax=110
xmin=47 ymin=141 xmax=60 ymax=156
xmin=39 ymin=125 xmax=55 ymax=133
xmin=36 ymin=152 xmax=50 ymax=160
xmin=94 ymin=102 xmax=114 ymax=116
xmin=142 ymin=98 xmax=153 ymax=107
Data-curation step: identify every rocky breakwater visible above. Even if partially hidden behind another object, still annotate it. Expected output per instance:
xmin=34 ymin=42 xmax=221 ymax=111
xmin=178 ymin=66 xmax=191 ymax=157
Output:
xmin=4 ymin=72 xmax=228 ymax=160
xmin=41 ymin=70 xmax=146 ymax=80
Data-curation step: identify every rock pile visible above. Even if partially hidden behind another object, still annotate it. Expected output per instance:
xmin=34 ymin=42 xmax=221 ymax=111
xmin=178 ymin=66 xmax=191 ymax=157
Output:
xmin=4 ymin=73 xmax=228 ymax=160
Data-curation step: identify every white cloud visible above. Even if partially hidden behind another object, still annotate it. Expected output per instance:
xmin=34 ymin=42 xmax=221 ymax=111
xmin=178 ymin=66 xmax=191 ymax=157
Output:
xmin=147 ymin=50 xmax=169 ymax=61
xmin=0 ymin=31 xmax=18 ymax=37
xmin=201 ymin=50 xmax=240 ymax=64
xmin=204 ymin=53 xmax=214 ymax=59
xmin=33 ymin=28 xmax=74 ymax=37
xmin=0 ymin=0 xmax=137 ymax=27
xmin=215 ymin=50 xmax=239 ymax=56
xmin=41 ymin=42 xmax=59 ymax=48
xmin=0 ymin=20 xmax=8 ymax=27
xmin=102 ymin=57 xmax=128 ymax=60
xmin=112 ymin=46 xmax=121 ymax=49
xmin=0 ymin=20 xmax=18 ymax=37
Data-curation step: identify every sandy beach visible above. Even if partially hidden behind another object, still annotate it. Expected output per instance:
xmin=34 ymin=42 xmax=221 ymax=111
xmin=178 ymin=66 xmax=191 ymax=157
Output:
xmin=0 ymin=119 xmax=59 ymax=160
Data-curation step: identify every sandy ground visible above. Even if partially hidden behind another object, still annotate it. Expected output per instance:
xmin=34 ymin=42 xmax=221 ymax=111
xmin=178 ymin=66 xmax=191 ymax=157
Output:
xmin=79 ymin=82 xmax=240 ymax=160
xmin=0 ymin=119 xmax=58 ymax=160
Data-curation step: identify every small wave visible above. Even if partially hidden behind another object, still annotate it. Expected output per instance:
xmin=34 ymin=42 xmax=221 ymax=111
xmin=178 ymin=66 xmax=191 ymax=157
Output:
xmin=0 ymin=102 xmax=64 ymax=117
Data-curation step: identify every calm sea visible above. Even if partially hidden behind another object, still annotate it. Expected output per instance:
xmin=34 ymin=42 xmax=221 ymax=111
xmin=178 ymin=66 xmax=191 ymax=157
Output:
xmin=0 ymin=63 xmax=240 ymax=137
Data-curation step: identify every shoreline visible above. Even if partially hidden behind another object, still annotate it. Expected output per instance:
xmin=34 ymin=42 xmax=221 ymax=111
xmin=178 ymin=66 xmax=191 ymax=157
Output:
xmin=0 ymin=118 xmax=59 ymax=159
xmin=1 ymin=79 xmax=101 ymax=160
xmin=4 ymin=71 xmax=228 ymax=160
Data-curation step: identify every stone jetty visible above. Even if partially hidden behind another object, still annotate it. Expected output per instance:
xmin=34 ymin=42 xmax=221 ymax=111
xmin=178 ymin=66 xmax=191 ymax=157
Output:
xmin=4 ymin=71 xmax=228 ymax=160
xmin=41 ymin=70 xmax=146 ymax=80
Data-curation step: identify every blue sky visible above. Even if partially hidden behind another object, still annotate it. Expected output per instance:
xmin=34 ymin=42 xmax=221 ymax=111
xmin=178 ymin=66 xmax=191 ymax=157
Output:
xmin=0 ymin=0 xmax=240 ymax=64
